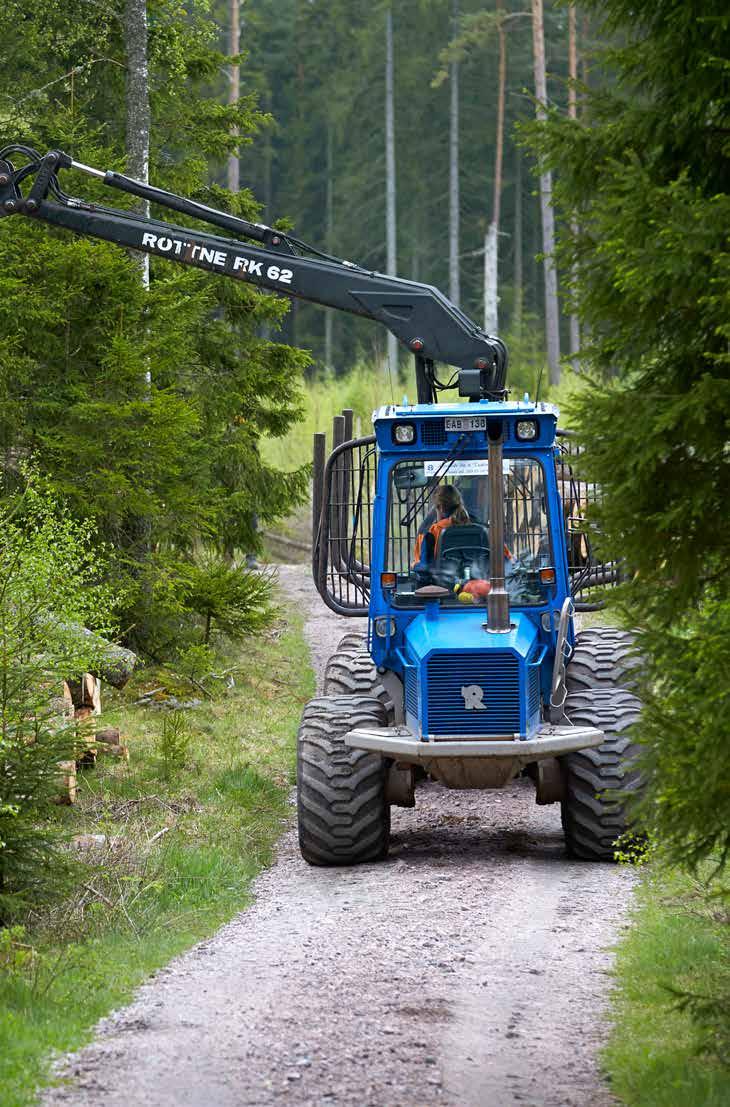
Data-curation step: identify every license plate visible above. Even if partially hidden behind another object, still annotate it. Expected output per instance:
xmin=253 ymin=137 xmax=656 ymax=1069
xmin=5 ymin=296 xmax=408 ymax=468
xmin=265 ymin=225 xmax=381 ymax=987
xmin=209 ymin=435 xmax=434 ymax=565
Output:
xmin=444 ymin=416 xmax=487 ymax=432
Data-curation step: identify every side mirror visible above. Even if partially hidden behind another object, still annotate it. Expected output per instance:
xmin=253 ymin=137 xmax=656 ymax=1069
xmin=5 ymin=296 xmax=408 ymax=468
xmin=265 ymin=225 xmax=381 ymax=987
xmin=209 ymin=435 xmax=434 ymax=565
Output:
xmin=394 ymin=463 xmax=428 ymax=490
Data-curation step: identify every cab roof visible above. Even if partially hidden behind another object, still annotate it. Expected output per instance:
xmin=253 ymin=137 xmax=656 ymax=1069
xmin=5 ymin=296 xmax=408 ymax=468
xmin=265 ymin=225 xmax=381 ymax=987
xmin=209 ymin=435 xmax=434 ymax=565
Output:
xmin=373 ymin=398 xmax=559 ymax=423
xmin=371 ymin=399 xmax=559 ymax=453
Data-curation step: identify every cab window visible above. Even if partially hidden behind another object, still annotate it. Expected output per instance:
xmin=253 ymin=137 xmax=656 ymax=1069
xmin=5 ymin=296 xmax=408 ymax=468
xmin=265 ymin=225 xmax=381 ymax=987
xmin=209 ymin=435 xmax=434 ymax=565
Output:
xmin=386 ymin=456 xmax=552 ymax=606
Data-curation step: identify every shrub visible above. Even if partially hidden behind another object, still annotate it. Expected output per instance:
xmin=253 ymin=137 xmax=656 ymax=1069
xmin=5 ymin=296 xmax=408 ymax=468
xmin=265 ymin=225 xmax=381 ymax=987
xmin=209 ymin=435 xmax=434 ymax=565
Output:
xmin=155 ymin=712 xmax=193 ymax=782
xmin=180 ymin=555 xmax=276 ymax=645
xmin=0 ymin=483 xmax=120 ymax=918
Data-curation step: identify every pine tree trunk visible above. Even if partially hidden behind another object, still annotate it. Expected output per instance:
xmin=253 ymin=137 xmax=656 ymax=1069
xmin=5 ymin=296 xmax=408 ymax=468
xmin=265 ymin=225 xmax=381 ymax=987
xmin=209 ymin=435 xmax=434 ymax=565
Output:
xmin=449 ymin=0 xmax=460 ymax=307
xmin=484 ymin=224 xmax=498 ymax=334
xmin=227 ymin=0 xmax=240 ymax=193
xmin=324 ymin=121 xmax=334 ymax=369
xmin=385 ymin=5 xmax=398 ymax=373
xmin=568 ymin=3 xmax=580 ymax=365
xmin=484 ymin=3 xmax=506 ymax=335
xmin=124 ymin=0 xmax=150 ymax=299
xmin=124 ymin=0 xmax=152 ymax=575
xmin=531 ymin=0 xmax=561 ymax=385
xmin=530 ymin=183 xmax=539 ymax=320
xmin=513 ymin=144 xmax=523 ymax=339
xmin=581 ymin=13 xmax=590 ymax=91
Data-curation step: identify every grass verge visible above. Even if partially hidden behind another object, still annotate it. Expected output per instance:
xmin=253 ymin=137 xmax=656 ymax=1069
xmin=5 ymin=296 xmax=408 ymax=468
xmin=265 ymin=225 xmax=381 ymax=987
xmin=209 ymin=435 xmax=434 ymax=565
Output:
xmin=604 ymin=865 xmax=730 ymax=1106
xmin=0 ymin=607 xmax=314 ymax=1107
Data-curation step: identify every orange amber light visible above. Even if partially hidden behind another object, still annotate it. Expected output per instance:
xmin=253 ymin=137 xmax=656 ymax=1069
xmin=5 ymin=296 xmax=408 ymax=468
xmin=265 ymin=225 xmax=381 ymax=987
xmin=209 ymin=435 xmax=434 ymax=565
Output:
xmin=381 ymin=572 xmax=397 ymax=588
xmin=539 ymin=567 xmax=556 ymax=584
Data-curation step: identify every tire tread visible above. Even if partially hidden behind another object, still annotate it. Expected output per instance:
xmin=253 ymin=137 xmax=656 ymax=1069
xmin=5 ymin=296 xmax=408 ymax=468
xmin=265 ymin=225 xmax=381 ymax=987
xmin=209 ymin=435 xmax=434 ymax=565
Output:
xmin=297 ymin=694 xmax=389 ymax=866
xmin=562 ymin=642 xmax=643 ymax=860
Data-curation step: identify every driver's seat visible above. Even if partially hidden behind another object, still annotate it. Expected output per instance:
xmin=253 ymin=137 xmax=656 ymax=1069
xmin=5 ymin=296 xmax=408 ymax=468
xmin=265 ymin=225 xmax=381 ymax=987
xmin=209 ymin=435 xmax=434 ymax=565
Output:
xmin=437 ymin=523 xmax=490 ymax=579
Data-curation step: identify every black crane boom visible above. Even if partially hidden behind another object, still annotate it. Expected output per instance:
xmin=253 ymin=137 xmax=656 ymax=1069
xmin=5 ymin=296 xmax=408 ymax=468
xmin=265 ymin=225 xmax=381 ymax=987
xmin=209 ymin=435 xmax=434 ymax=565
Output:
xmin=0 ymin=147 xmax=508 ymax=403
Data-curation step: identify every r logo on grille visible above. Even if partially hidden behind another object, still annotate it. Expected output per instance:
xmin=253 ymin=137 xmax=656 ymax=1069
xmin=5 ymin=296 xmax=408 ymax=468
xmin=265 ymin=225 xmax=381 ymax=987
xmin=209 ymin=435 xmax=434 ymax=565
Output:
xmin=461 ymin=684 xmax=486 ymax=711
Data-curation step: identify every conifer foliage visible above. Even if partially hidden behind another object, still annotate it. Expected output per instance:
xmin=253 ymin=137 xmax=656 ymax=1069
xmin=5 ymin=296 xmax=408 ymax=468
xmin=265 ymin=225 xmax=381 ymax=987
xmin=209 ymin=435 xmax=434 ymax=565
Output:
xmin=0 ymin=0 xmax=309 ymax=654
xmin=0 ymin=481 xmax=121 ymax=916
xmin=526 ymin=1 xmax=730 ymax=866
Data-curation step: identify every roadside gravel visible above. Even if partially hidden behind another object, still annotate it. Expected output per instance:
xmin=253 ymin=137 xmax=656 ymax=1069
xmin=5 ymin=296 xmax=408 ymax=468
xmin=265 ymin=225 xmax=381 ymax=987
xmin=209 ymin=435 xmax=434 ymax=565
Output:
xmin=43 ymin=564 xmax=634 ymax=1107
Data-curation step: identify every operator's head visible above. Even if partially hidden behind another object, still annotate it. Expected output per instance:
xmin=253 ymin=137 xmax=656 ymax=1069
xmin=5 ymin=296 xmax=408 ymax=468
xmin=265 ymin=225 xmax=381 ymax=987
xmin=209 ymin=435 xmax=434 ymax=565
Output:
xmin=434 ymin=484 xmax=469 ymax=524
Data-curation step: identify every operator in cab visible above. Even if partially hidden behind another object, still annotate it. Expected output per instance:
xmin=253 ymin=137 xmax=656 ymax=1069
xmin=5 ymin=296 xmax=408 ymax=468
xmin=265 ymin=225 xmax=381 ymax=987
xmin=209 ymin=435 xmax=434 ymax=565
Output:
xmin=412 ymin=484 xmax=470 ymax=568
xmin=412 ymin=480 xmax=512 ymax=601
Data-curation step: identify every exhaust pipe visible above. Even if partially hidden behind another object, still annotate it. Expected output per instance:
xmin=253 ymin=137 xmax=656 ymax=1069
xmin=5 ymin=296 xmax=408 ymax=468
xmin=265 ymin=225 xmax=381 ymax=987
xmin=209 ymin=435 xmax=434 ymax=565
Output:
xmin=486 ymin=420 xmax=511 ymax=633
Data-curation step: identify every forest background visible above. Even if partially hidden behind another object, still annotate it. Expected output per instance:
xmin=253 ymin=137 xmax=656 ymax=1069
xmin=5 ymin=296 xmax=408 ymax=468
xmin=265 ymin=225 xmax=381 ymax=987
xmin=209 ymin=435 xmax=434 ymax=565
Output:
xmin=235 ymin=0 xmax=573 ymax=390
xmin=0 ymin=2 xmax=729 ymax=1103
xmin=0 ymin=0 xmax=728 ymax=955
xmin=0 ymin=0 xmax=583 ymax=657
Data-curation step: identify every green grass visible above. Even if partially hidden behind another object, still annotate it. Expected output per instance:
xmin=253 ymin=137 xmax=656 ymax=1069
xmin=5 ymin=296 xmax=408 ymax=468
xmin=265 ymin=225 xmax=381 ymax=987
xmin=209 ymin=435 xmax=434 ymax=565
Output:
xmin=0 ymin=607 xmax=314 ymax=1107
xmin=261 ymin=363 xmax=395 ymax=473
xmin=260 ymin=338 xmax=561 ymax=478
xmin=604 ymin=865 xmax=730 ymax=1106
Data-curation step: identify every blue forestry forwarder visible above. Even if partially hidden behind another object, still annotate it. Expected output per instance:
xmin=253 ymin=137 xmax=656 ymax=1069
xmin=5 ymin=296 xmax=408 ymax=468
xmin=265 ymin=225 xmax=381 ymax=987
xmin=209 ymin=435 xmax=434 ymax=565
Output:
xmin=1 ymin=147 xmax=642 ymax=864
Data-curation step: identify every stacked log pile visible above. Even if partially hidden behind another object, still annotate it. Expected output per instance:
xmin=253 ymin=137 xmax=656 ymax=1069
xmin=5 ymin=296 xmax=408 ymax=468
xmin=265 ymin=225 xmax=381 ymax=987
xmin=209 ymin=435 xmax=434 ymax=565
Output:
xmin=53 ymin=641 xmax=136 ymax=803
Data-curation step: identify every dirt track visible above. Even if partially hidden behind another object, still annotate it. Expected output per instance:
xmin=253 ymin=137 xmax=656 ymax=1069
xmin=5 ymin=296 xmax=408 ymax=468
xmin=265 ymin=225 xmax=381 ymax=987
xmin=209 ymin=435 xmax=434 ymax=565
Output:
xmin=44 ymin=565 xmax=635 ymax=1107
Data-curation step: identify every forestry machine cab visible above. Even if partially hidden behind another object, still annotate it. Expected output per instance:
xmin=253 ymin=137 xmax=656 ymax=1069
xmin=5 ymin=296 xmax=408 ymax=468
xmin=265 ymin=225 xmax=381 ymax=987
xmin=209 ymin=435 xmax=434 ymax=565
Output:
xmin=1 ymin=145 xmax=638 ymax=865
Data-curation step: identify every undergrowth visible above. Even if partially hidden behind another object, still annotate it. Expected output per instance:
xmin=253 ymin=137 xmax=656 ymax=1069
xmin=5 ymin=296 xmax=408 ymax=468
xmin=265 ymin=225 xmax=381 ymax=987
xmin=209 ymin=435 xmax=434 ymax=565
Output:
xmin=605 ymin=864 xmax=730 ymax=1106
xmin=0 ymin=603 xmax=314 ymax=1107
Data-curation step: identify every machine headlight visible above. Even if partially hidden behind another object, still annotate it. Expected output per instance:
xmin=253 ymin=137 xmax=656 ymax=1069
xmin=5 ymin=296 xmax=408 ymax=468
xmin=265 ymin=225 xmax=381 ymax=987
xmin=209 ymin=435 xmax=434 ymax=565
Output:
xmin=374 ymin=617 xmax=396 ymax=638
xmin=515 ymin=419 xmax=538 ymax=441
xmin=392 ymin=422 xmax=416 ymax=444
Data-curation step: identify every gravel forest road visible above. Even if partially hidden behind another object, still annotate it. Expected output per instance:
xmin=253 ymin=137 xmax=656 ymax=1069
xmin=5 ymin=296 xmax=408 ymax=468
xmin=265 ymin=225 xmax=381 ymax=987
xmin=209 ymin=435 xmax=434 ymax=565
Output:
xmin=44 ymin=564 xmax=635 ymax=1107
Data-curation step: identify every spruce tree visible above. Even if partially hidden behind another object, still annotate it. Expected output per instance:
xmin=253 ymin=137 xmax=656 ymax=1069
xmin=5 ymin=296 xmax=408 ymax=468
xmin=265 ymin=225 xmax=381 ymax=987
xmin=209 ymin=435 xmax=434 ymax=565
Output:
xmin=525 ymin=0 xmax=730 ymax=866
xmin=0 ymin=0 xmax=309 ymax=654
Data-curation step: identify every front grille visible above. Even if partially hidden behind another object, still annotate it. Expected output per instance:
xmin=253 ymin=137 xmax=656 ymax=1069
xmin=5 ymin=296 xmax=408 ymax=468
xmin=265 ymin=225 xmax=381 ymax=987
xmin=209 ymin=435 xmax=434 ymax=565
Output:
xmin=404 ymin=665 xmax=419 ymax=722
xmin=426 ymin=652 xmax=521 ymax=735
xmin=422 ymin=420 xmax=447 ymax=447
xmin=527 ymin=658 xmax=541 ymax=720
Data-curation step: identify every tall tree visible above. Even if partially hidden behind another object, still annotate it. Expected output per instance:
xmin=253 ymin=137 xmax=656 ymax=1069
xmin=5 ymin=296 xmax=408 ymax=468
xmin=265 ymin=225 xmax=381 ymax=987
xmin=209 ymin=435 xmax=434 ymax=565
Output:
xmin=0 ymin=0 xmax=310 ymax=655
xmin=449 ymin=0 xmax=461 ymax=308
xmin=526 ymin=0 xmax=730 ymax=865
xmin=385 ymin=3 xmax=398 ymax=373
xmin=124 ymin=0 xmax=151 ymax=301
xmin=227 ymin=0 xmax=241 ymax=193
xmin=324 ymin=120 xmax=335 ymax=369
xmin=434 ymin=3 xmax=538 ymax=355
xmin=483 ymin=0 xmax=506 ymax=334
xmin=531 ymin=0 xmax=560 ymax=383
xmin=567 ymin=3 xmax=580 ymax=364
xmin=512 ymin=143 xmax=523 ymax=339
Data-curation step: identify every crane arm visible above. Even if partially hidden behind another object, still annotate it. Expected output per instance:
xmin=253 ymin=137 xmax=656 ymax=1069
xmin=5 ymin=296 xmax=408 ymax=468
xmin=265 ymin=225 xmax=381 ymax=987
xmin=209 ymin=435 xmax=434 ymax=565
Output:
xmin=0 ymin=146 xmax=507 ymax=402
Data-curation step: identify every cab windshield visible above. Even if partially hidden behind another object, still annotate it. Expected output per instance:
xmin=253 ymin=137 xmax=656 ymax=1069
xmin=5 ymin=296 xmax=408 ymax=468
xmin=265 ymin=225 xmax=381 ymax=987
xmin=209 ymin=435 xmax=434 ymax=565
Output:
xmin=386 ymin=455 xmax=553 ymax=607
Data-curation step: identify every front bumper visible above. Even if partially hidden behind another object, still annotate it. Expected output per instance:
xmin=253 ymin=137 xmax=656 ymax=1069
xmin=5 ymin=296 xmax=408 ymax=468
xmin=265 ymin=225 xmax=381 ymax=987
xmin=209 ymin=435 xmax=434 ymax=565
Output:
xmin=345 ymin=723 xmax=603 ymax=762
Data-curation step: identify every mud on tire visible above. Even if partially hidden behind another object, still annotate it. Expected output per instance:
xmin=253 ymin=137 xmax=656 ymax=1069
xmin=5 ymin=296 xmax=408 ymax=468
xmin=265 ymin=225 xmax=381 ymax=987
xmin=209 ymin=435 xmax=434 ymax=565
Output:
xmin=561 ymin=687 xmax=643 ymax=861
xmin=297 ymin=694 xmax=390 ymax=866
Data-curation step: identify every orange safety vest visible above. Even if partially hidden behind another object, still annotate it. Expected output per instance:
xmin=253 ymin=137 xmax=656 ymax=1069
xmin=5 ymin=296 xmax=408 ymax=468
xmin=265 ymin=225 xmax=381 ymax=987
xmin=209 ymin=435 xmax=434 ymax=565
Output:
xmin=412 ymin=518 xmax=512 ymax=567
xmin=412 ymin=517 xmax=455 ymax=566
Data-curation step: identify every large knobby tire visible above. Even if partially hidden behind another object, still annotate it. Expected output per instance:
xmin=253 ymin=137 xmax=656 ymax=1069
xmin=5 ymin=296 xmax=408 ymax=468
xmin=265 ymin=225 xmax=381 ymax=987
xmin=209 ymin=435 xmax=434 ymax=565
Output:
xmin=297 ymin=694 xmax=390 ymax=866
xmin=561 ymin=687 xmax=643 ymax=861
xmin=336 ymin=631 xmax=368 ymax=654
xmin=566 ymin=626 xmax=640 ymax=693
xmin=323 ymin=649 xmax=393 ymax=717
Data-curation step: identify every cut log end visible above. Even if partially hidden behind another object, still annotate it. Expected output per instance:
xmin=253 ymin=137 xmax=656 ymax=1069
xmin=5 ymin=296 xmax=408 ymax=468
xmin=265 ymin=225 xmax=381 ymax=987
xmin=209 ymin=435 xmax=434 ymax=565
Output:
xmin=54 ymin=760 xmax=77 ymax=804
xmin=95 ymin=726 xmax=121 ymax=746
